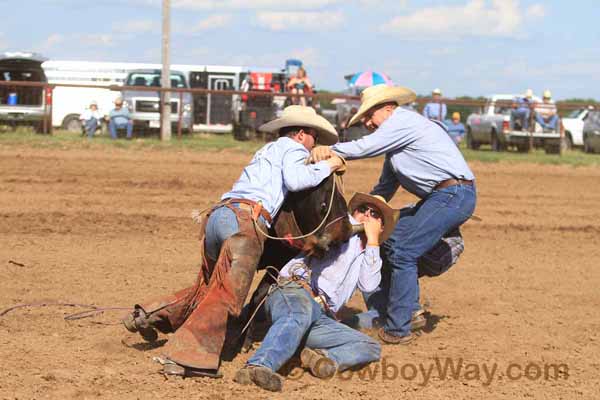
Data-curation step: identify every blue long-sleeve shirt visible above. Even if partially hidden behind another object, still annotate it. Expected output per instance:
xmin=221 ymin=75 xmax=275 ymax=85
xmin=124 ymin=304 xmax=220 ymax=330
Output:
xmin=279 ymin=215 xmax=381 ymax=313
xmin=222 ymin=136 xmax=331 ymax=218
xmin=109 ymin=107 xmax=131 ymax=126
xmin=423 ymin=102 xmax=447 ymax=121
xmin=445 ymin=120 xmax=466 ymax=145
xmin=331 ymin=107 xmax=474 ymax=200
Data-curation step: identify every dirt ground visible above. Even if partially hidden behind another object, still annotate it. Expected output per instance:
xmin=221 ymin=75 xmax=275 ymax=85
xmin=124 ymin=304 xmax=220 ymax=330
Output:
xmin=1 ymin=144 xmax=599 ymax=400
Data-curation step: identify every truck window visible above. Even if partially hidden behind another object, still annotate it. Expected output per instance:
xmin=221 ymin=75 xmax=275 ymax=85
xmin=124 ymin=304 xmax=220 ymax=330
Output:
xmin=126 ymin=72 xmax=187 ymax=88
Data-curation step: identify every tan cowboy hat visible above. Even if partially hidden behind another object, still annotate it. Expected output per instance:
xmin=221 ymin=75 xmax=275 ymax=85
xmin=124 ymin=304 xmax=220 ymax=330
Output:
xmin=349 ymin=193 xmax=398 ymax=242
xmin=348 ymin=84 xmax=417 ymax=127
xmin=259 ymin=105 xmax=339 ymax=145
xmin=432 ymin=88 xmax=442 ymax=95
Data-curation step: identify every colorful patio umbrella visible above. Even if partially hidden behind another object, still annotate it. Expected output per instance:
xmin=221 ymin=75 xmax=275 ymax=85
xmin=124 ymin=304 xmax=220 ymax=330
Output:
xmin=349 ymin=71 xmax=393 ymax=87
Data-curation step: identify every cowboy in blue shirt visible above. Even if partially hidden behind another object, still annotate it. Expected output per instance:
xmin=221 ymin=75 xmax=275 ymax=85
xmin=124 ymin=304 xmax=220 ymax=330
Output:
xmin=234 ymin=193 xmax=393 ymax=391
xmin=123 ymin=106 xmax=345 ymax=378
xmin=310 ymin=84 xmax=476 ymax=345
xmin=422 ymin=88 xmax=447 ymax=121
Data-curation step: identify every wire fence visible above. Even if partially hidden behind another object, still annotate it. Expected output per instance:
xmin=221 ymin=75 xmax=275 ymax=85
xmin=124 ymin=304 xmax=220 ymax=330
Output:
xmin=0 ymin=80 xmax=596 ymax=137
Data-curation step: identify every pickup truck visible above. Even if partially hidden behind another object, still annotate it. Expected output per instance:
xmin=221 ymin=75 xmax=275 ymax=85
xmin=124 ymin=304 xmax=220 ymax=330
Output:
xmin=121 ymin=69 xmax=193 ymax=132
xmin=466 ymin=94 xmax=566 ymax=153
xmin=0 ymin=52 xmax=50 ymax=132
xmin=562 ymin=107 xmax=594 ymax=148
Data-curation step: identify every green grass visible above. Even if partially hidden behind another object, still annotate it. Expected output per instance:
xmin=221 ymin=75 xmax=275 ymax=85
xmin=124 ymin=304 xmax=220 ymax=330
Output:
xmin=461 ymin=145 xmax=600 ymax=167
xmin=1 ymin=127 xmax=599 ymax=167
xmin=0 ymin=127 xmax=263 ymax=153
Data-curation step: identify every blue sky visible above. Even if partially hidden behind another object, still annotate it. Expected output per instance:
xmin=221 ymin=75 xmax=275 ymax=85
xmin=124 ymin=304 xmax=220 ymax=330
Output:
xmin=2 ymin=0 xmax=599 ymax=99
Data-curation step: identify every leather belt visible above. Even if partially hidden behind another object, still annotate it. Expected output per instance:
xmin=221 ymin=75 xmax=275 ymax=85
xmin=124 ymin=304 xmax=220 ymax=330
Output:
xmin=223 ymin=198 xmax=272 ymax=224
xmin=292 ymin=277 xmax=329 ymax=311
xmin=435 ymin=178 xmax=474 ymax=191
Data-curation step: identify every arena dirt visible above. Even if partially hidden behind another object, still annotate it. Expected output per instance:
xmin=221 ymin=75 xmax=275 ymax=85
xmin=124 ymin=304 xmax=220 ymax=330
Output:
xmin=1 ymin=145 xmax=598 ymax=399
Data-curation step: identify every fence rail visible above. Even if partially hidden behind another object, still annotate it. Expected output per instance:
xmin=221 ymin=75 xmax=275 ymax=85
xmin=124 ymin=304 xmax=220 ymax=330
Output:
xmin=0 ymin=80 xmax=596 ymax=136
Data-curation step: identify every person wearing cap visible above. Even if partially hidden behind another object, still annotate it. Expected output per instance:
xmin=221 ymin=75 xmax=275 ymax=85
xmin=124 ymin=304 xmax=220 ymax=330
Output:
xmin=309 ymin=84 xmax=476 ymax=345
xmin=511 ymin=89 xmax=534 ymax=130
xmin=422 ymin=88 xmax=447 ymax=121
xmin=234 ymin=193 xmax=393 ymax=391
xmin=445 ymin=111 xmax=466 ymax=145
xmin=79 ymin=100 xmax=102 ymax=138
xmin=108 ymin=96 xmax=133 ymax=139
xmin=534 ymin=90 xmax=559 ymax=131
xmin=122 ymin=105 xmax=345 ymax=378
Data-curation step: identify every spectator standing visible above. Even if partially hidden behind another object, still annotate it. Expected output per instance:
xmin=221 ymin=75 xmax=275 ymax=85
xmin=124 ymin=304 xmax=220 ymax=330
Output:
xmin=286 ymin=67 xmax=313 ymax=106
xmin=108 ymin=97 xmax=133 ymax=140
xmin=80 ymin=100 xmax=102 ymax=138
xmin=422 ymin=88 xmax=447 ymax=121
xmin=534 ymin=90 xmax=559 ymax=131
xmin=445 ymin=112 xmax=466 ymax=146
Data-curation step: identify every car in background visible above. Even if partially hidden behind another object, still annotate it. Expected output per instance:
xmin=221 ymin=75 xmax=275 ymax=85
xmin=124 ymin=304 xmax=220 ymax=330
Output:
xmin=562 ymin=107 xmax=594 ymax=148
xmin=0 ymin=52 xmax=50 ymax=132
xmin=582 ymin=110 xmax=600 ymax=153
xmin=121 ymin=69 xmax=193 ymax=132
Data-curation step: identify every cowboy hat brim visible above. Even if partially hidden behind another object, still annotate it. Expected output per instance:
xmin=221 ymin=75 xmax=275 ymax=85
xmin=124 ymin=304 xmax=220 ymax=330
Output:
xmin=348 ymin=192 xmax=398 ymax=242
xmin=259 ymin=109 xmax=339 ymax=145
xmin=348 ymin=86 xmax=416 ymax=127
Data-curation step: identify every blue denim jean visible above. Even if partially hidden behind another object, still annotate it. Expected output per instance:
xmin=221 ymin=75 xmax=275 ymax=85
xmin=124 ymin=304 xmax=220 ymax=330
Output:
xmin=512 ymin=108 xmax=530 ymax=129
xmin=204 ymin=203 xmax=268 ymax=261
xmin=84 ymin=118 xmax=98 ymax=138
xmin=364 ymin=184 xmax=476 ymax=337
xmin=109 ymin=120 xmax=133 ymax=139
xmin=535 ymin=114 xmax=558 ymax=130
xmin=247 ymin=282 xmax=381 ymax=373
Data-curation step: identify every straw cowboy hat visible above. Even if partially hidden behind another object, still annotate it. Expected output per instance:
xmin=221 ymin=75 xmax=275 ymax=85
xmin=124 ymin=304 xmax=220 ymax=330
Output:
xmin=432 ymin=88 xmax=442 ymax=95
xmin=259 ymin=105 xmax=339 ymax=145
xmin=348 ymin=193 xmax=398 ymax=242
xmin=348 ymin=84 xmax=417 ymax=127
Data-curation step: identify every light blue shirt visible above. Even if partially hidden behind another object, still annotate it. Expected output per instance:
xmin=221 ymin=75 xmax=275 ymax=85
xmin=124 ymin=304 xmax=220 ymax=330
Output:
xmin=109 ymin=107 xmax=131 ymax=126
xmin=445 ymin=120 xmax=466 ymax=145
xmin=222 ymin=136 xmax=331 ymax=218
xmin=279 ymin=215 xmax=381 ymax=313
xmin=423 ymin=102 xmax=447 ymax=121
xmin=332 ymin=107 xmax=475 ymax=200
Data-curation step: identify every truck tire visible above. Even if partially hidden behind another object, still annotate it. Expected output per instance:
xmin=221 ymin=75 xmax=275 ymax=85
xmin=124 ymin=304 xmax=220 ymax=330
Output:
xmin=466 ymin=128 xmax=480 ymax=150
xmin=584 ymin=137 xmax=594 ymax=153
xmin=490 ymin=130 xmax=504 ymax=152
xmin=516 ymin=143 xmax=529 ymax=153
xmin=63 ymin=114 xmax=83 ymax=133
xmin=233 ymin=123 xmax=254 ymax=141
xmin=562 ymin=132 xmax=573 ymax=151
xmin=544 ymin=144 xmax=561 ymax=155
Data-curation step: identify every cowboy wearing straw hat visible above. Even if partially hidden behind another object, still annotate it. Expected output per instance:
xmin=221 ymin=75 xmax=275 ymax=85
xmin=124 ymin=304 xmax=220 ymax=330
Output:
xmin=235 ymin=193 xmax=396 ymax=391
xmin=422 ymin=88 xmax=447 ymax=121
xmin=310 ymin=84 xmax=476 ymax=345
xmin=123 ymin=105 xmax=345 ymax=378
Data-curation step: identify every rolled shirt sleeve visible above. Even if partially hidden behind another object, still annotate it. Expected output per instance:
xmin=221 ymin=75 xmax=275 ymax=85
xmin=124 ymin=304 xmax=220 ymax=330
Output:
xmin=282 ymin=146 xmax=331 ymax=192
xmin=331 ymin=116 xmax=414 ymax=160
xmin=357 ymin=245 xmax=382 ymax=293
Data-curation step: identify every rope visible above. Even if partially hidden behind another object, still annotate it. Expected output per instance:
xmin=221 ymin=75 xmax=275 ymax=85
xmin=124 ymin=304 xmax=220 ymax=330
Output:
xmin=252 ymin=174 xmax=340 ymax=241
xmin=0 ymin=302 xmax=129 ymax=321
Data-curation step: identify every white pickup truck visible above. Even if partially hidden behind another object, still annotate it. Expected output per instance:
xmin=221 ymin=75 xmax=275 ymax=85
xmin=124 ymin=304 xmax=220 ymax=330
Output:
xmin=466 ymin=94 xmax=566 ymax=153
xmin=562 ymin=107 xmax=594 ymax=148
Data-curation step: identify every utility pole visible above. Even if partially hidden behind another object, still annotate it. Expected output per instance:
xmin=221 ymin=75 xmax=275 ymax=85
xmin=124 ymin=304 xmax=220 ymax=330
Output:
xmin=160 ymin=0 xmax=171 ymax=141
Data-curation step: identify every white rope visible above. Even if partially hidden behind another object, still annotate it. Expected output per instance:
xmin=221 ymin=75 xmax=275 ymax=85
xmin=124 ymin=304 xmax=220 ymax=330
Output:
xmin=252 ymin=175 xmax=339 ymax=241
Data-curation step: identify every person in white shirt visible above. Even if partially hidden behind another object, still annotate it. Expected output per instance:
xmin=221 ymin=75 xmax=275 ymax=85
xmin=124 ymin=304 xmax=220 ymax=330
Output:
xmin=534 ymin=90 xmax=559 ymax=131
xmin=79 ymin=100 xmax=102 ymax=138
xmin=234 ymin=193 xmax=396 ymax=392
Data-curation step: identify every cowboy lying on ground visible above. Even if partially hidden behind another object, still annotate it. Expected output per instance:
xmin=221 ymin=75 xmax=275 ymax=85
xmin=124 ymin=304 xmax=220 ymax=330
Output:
xmin=122 ymin=105 xmax=345 ymax=378
xmin=310 ymin=84 xmax=477 ymax=345
xmin=234 ymin=193 xmax=394 ymax=392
